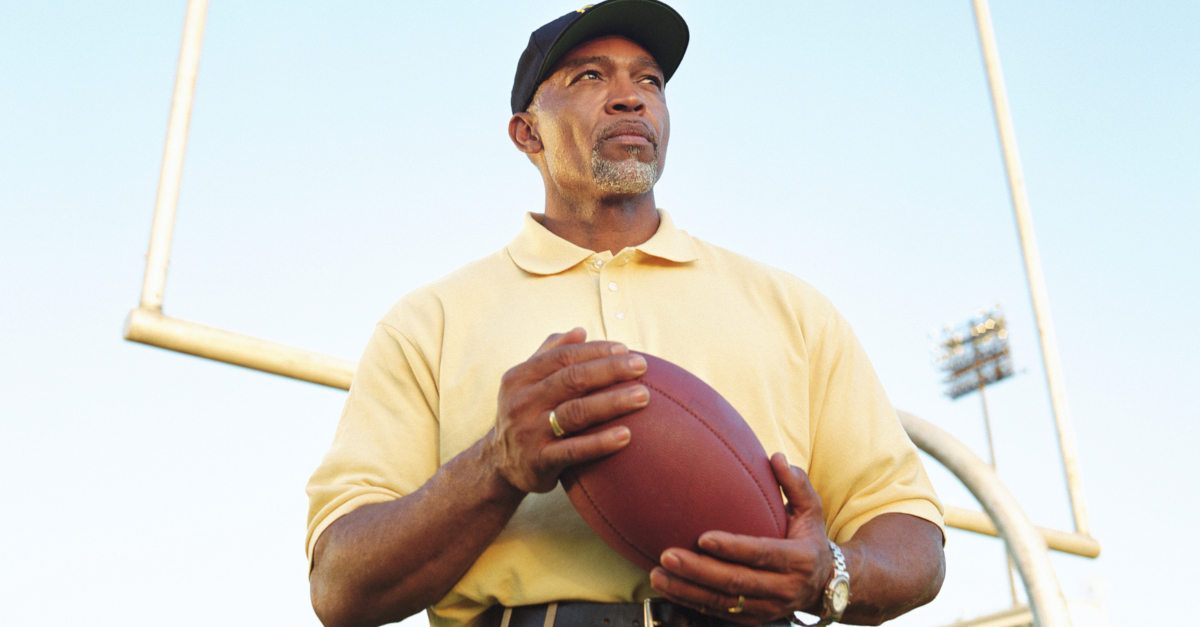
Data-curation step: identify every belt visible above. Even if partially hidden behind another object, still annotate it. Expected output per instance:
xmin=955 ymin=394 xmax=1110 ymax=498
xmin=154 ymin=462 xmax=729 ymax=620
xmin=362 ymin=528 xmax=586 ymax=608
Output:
xmin=492 ymin=600 xmax=790 ymax=627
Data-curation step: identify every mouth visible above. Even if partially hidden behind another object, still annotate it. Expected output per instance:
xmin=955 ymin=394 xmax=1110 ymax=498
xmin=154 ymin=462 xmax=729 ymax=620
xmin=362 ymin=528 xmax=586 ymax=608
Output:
xmin=598 ymin=122 xmax=657 ymax=148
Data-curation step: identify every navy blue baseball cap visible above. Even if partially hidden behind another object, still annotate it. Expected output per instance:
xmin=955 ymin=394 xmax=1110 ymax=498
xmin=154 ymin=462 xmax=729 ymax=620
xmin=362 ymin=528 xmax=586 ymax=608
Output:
xmin=510 ymin=0 xmax=689 ymax=114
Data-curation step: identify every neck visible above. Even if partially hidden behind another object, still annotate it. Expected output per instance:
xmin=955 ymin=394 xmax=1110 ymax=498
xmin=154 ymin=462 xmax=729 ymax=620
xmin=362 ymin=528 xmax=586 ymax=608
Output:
xmin=540 ymin=189 xmax=660 ymax=255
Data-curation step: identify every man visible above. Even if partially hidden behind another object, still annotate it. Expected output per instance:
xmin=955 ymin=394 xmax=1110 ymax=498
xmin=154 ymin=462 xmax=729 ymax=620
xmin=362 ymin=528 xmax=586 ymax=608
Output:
xmin=307 ymin=2 xmax=946 ymax=627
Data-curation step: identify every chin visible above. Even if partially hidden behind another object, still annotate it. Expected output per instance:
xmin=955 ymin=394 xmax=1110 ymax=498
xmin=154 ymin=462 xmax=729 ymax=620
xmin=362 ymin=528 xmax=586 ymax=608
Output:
xmin=592 ymin=157 xmax=658 ymax=195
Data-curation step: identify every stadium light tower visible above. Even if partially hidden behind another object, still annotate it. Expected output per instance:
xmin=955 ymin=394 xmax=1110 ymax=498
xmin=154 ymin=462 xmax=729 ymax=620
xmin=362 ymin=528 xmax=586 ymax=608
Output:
xmin=931 ymin=305 xmax=1014 ymax=466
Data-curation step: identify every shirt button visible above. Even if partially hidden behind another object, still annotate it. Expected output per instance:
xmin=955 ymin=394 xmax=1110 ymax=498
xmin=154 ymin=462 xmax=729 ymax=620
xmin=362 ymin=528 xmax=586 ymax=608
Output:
xmin=608 ymin=282 xmax=618 ymax=292
xmin=615 ymin=312 xmax=626 ymax=320
xmin=593 ymin=259 xmax=603 ymax=268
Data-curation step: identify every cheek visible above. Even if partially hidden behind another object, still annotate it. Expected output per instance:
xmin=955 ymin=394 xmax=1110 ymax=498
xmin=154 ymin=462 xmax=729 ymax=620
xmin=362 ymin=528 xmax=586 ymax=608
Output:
xmin=656 ymin=108 xmax=670 ymax=149
xmin=539 ymin=126 xmax=592 ymax=182
xmin=658 ymin=120 xmax=670 ymax=162
xmin=543 ymin=124 xmax=588 ymax=165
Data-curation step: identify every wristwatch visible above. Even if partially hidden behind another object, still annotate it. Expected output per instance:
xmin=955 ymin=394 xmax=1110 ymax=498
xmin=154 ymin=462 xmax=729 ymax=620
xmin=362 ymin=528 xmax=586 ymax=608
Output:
xmin=791 ymin=540 xmax=850 ymax=626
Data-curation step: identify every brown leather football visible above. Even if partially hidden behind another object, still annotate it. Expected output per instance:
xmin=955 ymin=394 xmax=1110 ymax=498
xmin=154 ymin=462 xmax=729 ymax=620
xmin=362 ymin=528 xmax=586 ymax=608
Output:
xmin=561 ymin=352 xmax=788 ymax=572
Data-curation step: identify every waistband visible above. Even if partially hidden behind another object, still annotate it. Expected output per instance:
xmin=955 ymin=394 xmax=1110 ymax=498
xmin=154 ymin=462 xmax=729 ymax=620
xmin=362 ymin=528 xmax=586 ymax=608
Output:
xmin=489 ymin=600 xmax=790 ymax=627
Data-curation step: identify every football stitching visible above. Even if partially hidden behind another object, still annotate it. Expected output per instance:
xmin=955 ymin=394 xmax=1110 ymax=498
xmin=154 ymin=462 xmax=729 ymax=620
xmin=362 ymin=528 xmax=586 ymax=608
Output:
xmin=642 ymin=380 xmax=786 ymax=538
xmin=566 ymin=468 xmax=658 ymax=567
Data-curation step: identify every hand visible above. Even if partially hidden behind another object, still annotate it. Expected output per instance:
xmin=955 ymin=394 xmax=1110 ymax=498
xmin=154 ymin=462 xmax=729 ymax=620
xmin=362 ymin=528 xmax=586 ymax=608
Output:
xmin=484 ymin=328 xmax=650 ymax=494
xmin=650 ymin=453 xmax=834 ymax=625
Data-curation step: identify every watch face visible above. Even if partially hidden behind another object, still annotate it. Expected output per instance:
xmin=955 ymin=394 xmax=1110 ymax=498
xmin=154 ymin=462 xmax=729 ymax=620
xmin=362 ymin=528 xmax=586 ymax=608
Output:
xmin=830 ymin=579 xmax=850 ymax=613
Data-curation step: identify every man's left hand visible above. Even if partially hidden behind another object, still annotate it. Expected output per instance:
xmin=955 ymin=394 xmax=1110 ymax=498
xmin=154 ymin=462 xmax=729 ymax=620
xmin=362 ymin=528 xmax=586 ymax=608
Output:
xmin=649 ymin=452 xmax=832 ymax=625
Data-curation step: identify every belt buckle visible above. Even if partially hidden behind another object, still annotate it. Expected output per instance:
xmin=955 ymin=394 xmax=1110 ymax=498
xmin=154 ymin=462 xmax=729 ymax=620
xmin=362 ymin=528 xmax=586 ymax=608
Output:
xmin=643 ymin=598 xmax=661 ymax=627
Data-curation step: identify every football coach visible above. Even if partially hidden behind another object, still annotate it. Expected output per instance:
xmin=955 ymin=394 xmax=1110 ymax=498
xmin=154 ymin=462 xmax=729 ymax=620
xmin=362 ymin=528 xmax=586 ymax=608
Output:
xmin=306 ymin=2 xmax=947 ymax=627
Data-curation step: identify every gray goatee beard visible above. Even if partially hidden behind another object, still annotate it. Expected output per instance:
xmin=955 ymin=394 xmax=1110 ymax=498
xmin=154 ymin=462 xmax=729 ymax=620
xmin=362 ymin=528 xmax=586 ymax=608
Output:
xmin=592 ymin=145 xmax=659 ymax=195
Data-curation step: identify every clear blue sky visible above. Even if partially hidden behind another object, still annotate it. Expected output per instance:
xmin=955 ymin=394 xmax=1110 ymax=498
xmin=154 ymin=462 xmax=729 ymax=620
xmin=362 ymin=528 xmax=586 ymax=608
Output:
xmin=1 ymin=1 xmax=1196 ymax=625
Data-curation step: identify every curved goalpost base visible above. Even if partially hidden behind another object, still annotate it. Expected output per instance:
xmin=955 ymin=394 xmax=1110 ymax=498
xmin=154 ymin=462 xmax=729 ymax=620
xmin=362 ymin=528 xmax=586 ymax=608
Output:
xmin=900 ymin=411 xmax=1073 ymax=627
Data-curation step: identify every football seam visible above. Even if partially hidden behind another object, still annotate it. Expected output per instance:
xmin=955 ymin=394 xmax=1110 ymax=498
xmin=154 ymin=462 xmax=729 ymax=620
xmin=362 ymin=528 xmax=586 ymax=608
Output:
xmin=642 ymin=380 xmax=786 ymax=538
xmin=566 ymin=468 xmax=658 ymax=567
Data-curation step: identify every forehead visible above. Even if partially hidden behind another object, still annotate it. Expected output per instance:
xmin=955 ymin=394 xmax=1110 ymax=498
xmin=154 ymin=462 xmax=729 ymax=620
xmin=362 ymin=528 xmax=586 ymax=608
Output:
xmin=549 ymin=35 xmax=662 ymax=76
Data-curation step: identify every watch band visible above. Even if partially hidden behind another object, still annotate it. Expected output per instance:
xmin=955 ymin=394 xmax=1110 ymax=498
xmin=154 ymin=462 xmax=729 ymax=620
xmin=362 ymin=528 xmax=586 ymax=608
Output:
xmin=789 ymin=540 xmax=850 ymax=627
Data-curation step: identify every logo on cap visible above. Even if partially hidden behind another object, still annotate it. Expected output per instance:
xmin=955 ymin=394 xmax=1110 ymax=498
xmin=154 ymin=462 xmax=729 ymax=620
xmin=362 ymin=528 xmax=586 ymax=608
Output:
xmin=576 ymin=4 xmax=595 ymax=13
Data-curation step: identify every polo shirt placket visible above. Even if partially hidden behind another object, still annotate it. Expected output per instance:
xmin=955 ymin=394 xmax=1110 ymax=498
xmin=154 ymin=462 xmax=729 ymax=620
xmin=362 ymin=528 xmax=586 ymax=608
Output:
xmin=594 ymin=250 xmax=638 ymax=347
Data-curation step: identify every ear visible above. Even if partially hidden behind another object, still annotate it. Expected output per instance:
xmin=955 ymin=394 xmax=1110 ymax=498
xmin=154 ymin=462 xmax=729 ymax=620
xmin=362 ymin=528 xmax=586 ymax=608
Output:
xmin=508 ymin=113 xmax=543 ymax=155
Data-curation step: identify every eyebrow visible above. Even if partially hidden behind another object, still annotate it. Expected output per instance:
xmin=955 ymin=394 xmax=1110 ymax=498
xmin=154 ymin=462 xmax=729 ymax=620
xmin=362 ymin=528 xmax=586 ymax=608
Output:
xmin=555 ymin=54 xmax=663 ymax=76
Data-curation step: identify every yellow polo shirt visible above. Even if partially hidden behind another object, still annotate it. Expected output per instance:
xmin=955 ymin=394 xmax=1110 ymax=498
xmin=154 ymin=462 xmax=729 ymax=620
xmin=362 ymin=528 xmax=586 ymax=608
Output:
xmin=306 ymin=210 xmax=943 ymax=627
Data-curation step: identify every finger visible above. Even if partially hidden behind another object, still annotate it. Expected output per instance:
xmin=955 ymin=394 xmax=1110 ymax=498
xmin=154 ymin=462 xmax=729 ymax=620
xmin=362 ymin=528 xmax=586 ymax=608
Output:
xmin=656 ymin=547 xmax=799 ymax=601
xmin=522 ymin=340 xmax=633 ymax=384
xmin=551 ymin=381 xmax=649 ymax=435
xmin=649 ymin=565 xmax=773 ymax=625
xmin=771 ymin=452 xmax=823 ymax=519
xmin=695 ymin=531 xmax=801 ymax=574
xmin=533 ymin=327 xmax=588 ymax=356
xmin=536 ymin=351 xmax=647 ymax=405
xmin=540 ymin=425 xmax=632 ymax=470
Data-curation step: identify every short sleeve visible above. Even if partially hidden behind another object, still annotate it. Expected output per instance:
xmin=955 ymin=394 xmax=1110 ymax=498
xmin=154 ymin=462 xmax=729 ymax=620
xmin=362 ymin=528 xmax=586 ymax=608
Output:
xmin=804 ymin=310 xmax=945 ymax=544
xmin=305 ymin=322 xmax=442 ymax=563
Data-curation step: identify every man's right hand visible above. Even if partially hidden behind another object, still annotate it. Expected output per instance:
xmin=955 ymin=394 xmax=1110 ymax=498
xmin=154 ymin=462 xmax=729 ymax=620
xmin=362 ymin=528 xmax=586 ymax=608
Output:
xmin=311 ymin=328 xmax=649 ymax=627
xmin=484 ymin=327 xmax=649 ymax=493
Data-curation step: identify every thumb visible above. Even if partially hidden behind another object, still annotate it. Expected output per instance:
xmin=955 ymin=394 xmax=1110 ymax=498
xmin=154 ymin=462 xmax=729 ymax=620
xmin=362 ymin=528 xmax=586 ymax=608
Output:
xmin=771 ymin=452 xmax=823 ymax=519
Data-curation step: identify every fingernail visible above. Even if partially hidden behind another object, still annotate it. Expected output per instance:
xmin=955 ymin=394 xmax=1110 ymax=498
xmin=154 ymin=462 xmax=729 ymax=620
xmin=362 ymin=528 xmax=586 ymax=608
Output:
xmin=649 ymin=568 xmax=666 ymax=587
xmin=661 ymin=550 xmax=680 ymax=568
xmin=615 ymin=427 xmax=631 ymax=444
xmin=629 ymin=354 xmax=647 ymax=373
xmin=610 ymin=343 xmax=629 ymax=355
xmin=631 ymin=385 xmax=649 ymax=405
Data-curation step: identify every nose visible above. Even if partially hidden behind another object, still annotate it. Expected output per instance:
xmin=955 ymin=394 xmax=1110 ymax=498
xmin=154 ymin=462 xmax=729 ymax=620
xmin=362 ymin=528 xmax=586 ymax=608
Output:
xmin=605 ymin=77 xmax=645 ymax=115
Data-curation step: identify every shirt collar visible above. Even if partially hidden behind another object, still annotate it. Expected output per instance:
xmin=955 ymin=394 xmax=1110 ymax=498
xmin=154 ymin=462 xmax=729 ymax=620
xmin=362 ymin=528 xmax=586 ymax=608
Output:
xmin=507 ymin=209 xmax=699 ymax=275
xmin=637 ymin=209 xmax=699 ymax=263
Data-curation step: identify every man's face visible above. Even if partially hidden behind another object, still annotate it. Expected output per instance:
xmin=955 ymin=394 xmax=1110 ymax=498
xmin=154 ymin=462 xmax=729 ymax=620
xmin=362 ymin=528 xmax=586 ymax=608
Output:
xmin=527 ymin=35 xmax=670 ymax=199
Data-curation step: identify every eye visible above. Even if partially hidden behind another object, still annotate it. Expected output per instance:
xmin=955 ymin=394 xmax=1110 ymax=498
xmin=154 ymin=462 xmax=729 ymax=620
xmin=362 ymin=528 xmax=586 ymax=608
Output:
xmin=573 ymin=69 xmax=602 ymax=83
xmin=640 ymin=75 xmax=663 ymax=88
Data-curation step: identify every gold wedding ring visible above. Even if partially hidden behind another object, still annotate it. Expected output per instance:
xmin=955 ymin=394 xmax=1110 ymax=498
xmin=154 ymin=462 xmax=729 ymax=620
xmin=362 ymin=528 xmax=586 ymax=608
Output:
xmin=549 ymin=410 xmax=565 ymax=437
xmin=728 ymin=596 xmax=745 ymax=614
